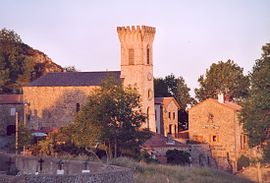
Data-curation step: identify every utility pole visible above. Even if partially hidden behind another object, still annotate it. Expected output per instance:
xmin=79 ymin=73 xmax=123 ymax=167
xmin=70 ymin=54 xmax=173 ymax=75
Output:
xmin=15 ymin=112 xmax=19 ymax=155
xmin=23 ymin=103 xmax=27 ymax=155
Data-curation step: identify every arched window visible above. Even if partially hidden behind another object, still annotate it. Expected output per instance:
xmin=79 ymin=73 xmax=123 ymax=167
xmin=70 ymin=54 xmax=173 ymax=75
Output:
xmin=146 ymin=107 xmax=150 ymax=129
xmin=146 ymin=46 xmax=150 ymax=65
xmin=76 ymin=103 xmax=80 ymax=112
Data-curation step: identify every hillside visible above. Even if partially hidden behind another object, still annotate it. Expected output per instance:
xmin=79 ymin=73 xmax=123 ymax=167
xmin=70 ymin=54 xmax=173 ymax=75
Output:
xmin=0 ymin=28 xmax=63 ymax=93
xmin=110 ymin=157 xmax=254 ymax=183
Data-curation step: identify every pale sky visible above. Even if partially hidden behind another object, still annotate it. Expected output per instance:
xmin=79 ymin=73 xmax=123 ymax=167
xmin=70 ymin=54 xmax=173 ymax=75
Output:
xmin=1 ymin=0 xmax=269 ymax=95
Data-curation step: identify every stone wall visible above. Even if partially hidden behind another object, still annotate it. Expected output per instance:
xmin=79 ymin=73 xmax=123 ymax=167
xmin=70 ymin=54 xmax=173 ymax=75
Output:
xmin=23 ymin=86 xmax=97 ymax=129
xmin=0 ymin=152 xmax=133 ymax=183
xmin=0 ymin=171 xmax=133 ymax=183
xmin=0 ymin=104 xmax=24 ymax=136
xmin=188 ymin=99 xmax=247 ymax=172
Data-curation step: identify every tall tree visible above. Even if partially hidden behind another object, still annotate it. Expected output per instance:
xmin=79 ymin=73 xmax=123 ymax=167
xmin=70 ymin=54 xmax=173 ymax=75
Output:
xmin=195 ymin=60 xmax=249 ymax=102
xmin=64 ymin=77 xmax=151 ymax=158
xmin=155 ymin=74 xmax=195 ymax=110
xmin=241 ymin=43 xmax=270 ymax=162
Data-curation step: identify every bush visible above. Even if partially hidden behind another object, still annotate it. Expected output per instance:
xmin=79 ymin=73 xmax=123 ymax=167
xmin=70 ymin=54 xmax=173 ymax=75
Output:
xmin=166 ymin=149 xmax=191 ymax=165
xmin=237 ymin=155 xmax=250 ymax=170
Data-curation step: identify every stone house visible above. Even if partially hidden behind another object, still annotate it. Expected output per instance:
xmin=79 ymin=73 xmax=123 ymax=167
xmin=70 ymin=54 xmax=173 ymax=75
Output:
xmin=154 ymin=97 xmax=180 ymax=137
xmin=23 ymin=25 xmax=157 ymax=132
xmin=0 ymin=94 xmax=24 ymax=136
xmin=188 ymin=96 xmax=248 ymax=172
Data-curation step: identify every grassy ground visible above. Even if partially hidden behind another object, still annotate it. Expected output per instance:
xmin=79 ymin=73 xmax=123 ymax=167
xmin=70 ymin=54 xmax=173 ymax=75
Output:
xmin=110 ymin=157 xmax=254 ymax=183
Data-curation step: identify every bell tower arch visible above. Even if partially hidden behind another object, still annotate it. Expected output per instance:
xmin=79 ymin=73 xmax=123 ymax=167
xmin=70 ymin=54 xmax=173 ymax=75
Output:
xmin=117 ymin=25 xmax=156 ymax=132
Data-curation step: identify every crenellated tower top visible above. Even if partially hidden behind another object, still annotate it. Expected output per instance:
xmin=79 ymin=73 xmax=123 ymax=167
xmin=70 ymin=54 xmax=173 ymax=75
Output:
xmin=117 ymin=25 xmax=155 ymax=44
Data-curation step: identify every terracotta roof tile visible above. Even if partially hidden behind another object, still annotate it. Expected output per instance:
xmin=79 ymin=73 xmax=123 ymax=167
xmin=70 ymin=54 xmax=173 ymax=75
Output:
xmin=0 ymin=94 xmax=23 ymax=104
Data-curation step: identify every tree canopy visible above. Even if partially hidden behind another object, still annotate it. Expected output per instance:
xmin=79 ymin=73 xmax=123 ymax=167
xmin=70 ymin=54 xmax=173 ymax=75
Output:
xmin=63 ymin=77 xmax=151 ymax=158
xmin=0 ymin=28 xmax=62 ymax=94
xmin=0 ymin=28 xmax=31 ymax=93
xmin=195 ymin=60 xmax=249 ymax=102
xmin=154 ymin=74 xmax=195 ymax=110
xmin=241 ymin=43 xmax=270 ymax=161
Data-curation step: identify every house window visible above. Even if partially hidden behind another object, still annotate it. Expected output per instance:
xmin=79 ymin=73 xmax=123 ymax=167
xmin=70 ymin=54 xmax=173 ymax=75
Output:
xmin=210 ymin=135 xmax=219 ymax=143
xmin=10 ymin=108 xmax=16 ymax=116
xmin=173 ymin=112 xmax=175 ymax=120
xmin=128 ymin=49 xmax=134 ymax=65
xmin=212 ymin=135 xmax=217 ymax=142
xmin=146 ymin=107 xmax=150 ymax=129
xmin=146 ymin=47 xmax=150 ymax=64
xmin=168 ymin=112 xmax=171 ymax=119
xmin=76 ymin=103 xmax=80 ymax=112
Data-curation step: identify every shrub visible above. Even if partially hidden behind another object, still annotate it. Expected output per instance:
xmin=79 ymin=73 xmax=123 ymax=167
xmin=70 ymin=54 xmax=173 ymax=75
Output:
xmin=166 ymin=149 xmax=191 ymax=165
xmin=237 ymin=155 xmax=250 ymax=170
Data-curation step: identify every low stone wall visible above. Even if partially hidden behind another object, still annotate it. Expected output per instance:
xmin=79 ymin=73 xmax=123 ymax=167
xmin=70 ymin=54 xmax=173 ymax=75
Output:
xmin=0 ymin=170 xmax=133 ymax=183
xmin=0 ymin=152 xmax=134 ymax=183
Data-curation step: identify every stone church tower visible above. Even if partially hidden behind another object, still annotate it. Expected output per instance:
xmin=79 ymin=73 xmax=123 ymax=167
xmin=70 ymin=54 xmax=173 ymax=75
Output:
xmin=117 ymin=25 xmax=156 ymax=132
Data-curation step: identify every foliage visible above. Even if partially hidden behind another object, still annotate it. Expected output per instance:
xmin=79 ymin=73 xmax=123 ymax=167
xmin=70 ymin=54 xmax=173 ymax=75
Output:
xmin=18 ymin=124 xmax=31 ymax=149
xmin=241 ymin=44 xmax=270 ymax=163
xmin=139 ymin=150 xmax=159 ymax=163
xmin=262 ymin=141 xmax=270 ymax=163
xmin=237 ymin=155 xmax=250 ymax=170
xmin=63 ymin=77 xmax=151 ymax=159
xmin=195 ymin=60 xmax=249 ymax=101
xmin=0 ymin=28 xmax=32 ymax=93
xmin=110 ymin=157 xmax=252 ymax=183
xmin=0 ymin=28 xmax=62 ymax=93
xmin=166 ymin=149 xmax=191 ymax=165
xmin=155 ymin=74 xmax=196 ymax=109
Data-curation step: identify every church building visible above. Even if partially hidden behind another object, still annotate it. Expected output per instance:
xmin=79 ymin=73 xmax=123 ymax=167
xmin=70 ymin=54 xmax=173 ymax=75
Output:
xmin=23 ymin=25 xmax=156 ymax=132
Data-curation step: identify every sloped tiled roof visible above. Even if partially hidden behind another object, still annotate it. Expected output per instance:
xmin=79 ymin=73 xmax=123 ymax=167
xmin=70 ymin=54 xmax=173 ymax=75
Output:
xmin=0 ymin=94 xmax=23 ymax=104
xmin=154 ymin=97 xmax=180 ymax=109
xmin=142 ymin=133 xmax=189 ymax=148
xmin=26 ymin=71 xmax=121 ymax=87
xmin=189 ymin=98 xmax=242 ymax=112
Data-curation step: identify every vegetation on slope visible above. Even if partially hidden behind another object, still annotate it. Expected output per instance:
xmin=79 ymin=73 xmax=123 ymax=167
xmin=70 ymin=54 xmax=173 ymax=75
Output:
xmin=110 ymin=157 xmax=253 ymax=183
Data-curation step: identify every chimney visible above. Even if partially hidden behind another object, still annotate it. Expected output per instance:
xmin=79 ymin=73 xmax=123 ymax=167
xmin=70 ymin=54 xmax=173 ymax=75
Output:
xmin=218 ymin=93 xmax=224 ymax=103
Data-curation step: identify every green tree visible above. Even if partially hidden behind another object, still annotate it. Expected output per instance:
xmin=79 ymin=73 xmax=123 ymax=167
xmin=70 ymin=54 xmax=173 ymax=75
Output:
xmin=195 ymin=60 xmax=249 ymax=102
xmin=241 ymin=43 xmax=270 ymax=163
xmin=155 ymin=74 xmax=195 ymax=110
xmin=65 ymin=77 xmax=151 ymax=159
xmin=0 ymin=28 xmax=37 ymax=93
xmin=166 ymin=149 xmax=191 ymax=165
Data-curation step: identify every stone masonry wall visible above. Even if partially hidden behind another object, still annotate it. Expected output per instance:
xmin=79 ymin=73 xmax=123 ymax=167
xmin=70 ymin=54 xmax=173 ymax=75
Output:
xmin=188 ymin=99 xmax=246 ymax=172
xmin=23 ymin=86 xmax=97 ymax=129
xmin=163 ymin=101 xmax=178 ymax=136
xmin=0 ymin=104 xmax=23 ymax=135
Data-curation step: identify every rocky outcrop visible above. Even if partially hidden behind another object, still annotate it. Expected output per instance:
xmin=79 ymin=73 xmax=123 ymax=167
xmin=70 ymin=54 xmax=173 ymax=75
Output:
xmin=20 ymin=43 xmax=63 ymax=78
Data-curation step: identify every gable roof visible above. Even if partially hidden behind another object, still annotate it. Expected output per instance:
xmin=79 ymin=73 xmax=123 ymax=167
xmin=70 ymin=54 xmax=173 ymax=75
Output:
xmin=0 ymin=94 xmax=23 ymax=104
xmin=142 ymin=133 xmax=189 ymax=148
xmin=26 ymin=71 xmax=121 ymax=87
xmin=189 ymin=98 xmax=242 ymax=112
xmin=154 ymin=97 xmax=180 ymax=109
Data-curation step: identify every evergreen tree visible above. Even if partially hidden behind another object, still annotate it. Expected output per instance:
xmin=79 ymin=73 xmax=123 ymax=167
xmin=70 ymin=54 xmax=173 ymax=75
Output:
xmin=241 ymin=43 xmax=270 ymax=162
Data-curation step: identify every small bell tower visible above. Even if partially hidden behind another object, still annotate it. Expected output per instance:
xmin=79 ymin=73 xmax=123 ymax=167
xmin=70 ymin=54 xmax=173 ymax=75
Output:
xmin=117 ymin=25 xmax=156 ymax=132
